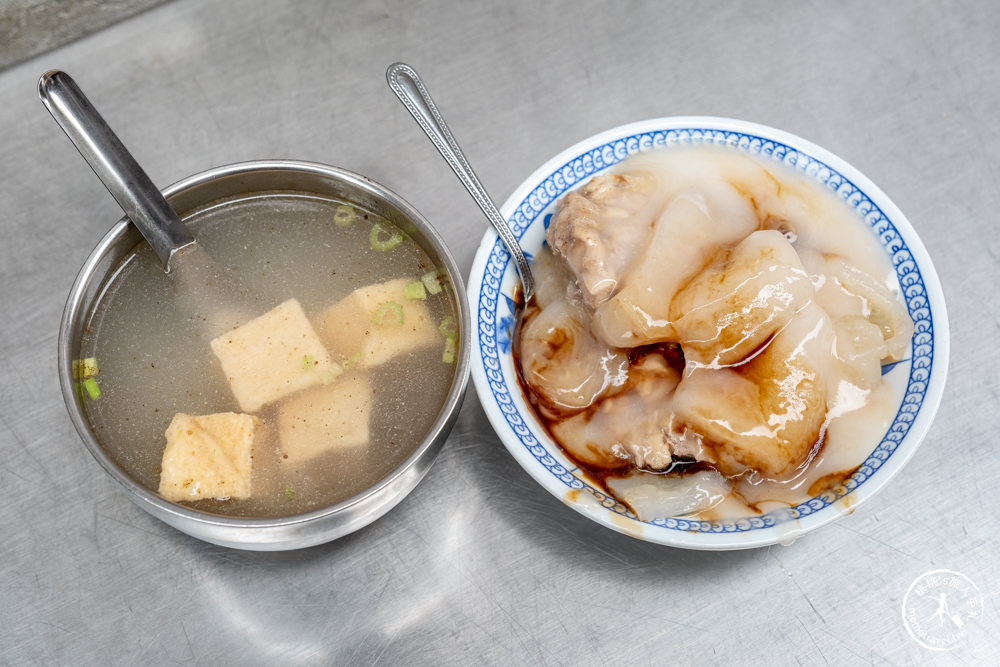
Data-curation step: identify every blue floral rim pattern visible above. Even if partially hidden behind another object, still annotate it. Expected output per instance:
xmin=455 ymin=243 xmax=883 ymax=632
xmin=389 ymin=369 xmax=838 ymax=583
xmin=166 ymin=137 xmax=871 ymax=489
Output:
xmin=475 ymin=127 xmax=933 ymax=534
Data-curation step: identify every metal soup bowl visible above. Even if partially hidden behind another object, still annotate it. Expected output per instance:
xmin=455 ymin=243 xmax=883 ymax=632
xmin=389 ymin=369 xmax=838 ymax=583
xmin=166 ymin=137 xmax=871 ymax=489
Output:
xmin=58 ymin=160 xmax=471 ymax=551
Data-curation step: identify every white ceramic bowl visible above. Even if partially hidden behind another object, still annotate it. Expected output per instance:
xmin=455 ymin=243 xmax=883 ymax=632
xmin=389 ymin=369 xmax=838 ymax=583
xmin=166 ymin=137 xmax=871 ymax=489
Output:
xmin=468 ymin=117 xmax=948 ymax=550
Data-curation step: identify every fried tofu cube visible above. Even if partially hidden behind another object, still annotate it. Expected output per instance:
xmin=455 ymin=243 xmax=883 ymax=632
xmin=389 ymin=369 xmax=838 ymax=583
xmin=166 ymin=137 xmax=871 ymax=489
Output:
xmin=278 ymin=372 xmax=371 ymax=463
xmin=313 ymin=278 xmax=438 ymax=368
xmin=210 ymin=298 xmax=340 ymax=413
xmin=158 ymin=412 xmax=258 ymax=502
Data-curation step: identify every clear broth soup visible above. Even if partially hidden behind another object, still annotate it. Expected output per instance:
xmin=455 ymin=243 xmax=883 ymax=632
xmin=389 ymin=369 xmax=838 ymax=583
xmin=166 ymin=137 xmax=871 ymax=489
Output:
xmin=79 ymin=191 xmax=458 ymax=518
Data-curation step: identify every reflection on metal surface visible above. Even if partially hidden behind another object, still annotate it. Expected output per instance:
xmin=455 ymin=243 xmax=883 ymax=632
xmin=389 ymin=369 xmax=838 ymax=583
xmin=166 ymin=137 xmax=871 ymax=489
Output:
xmin=200 ymin=565 xmax=329 ymax=662
xmin=377 ymin=496 xmax=474 ymax=638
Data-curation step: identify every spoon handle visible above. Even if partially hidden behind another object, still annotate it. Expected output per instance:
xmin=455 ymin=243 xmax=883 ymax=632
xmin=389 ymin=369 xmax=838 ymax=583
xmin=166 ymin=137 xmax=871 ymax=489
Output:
xmin=38 ymin=70 xmax=194 ymax=271
xmin=386 ymin=62 xmax=534 ymax=300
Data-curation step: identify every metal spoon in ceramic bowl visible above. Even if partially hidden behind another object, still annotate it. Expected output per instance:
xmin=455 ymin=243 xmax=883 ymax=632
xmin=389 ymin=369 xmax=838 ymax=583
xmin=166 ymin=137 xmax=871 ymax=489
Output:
xmin=386 ymin=62 xmax=535 ymax=301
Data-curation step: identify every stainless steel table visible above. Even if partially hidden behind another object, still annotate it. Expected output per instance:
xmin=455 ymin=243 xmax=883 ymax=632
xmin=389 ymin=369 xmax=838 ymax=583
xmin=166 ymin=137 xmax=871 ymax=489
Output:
xmin=1 ymin=1 xmax=996 ymax=663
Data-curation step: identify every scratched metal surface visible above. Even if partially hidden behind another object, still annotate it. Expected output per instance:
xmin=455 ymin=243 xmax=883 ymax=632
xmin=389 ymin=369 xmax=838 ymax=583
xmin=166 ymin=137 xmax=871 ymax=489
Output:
xmin=0 ymin=1 xmax=996 ymax=663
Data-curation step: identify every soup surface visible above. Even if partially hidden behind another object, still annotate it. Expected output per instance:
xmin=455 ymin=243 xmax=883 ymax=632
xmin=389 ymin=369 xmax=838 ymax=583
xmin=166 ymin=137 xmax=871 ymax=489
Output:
xmin=80 ymin=192 xmax=458 ymax=518
xmin=515 ymin=145 xmax=914 ymax=521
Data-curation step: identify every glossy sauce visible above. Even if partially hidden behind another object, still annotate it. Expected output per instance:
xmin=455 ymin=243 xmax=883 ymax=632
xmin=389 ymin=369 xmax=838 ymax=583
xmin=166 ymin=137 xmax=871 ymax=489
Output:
xmin=515 ymin=146 xmax=912 ymax=521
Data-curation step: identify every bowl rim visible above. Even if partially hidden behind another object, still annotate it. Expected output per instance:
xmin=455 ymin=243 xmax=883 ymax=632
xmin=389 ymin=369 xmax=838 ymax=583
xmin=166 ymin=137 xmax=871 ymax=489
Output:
xmin=58 ymin=159 xmax=471 ymax=543
xmin=468 ymin=115 xmax=949 ymax=550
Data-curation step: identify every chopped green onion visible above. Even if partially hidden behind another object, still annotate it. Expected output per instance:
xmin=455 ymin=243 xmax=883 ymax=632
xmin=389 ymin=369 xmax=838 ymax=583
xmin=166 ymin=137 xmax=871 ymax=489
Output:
xmin=438 ymin=316 xmax=457 ymax=338
xmin=73 ymin=357 xmax=99 ymax=379
xmin=82 ymin=377 xmax=101 ymax=400
xmin=284 ymin=485 xmax=294 ymax=500
xmin=369 ymin=222 xmax=403 ymax=251
xmin=404 ymin=281 xmax=427 ymax=300
xmin=373 ymin=301 xmax=404 ymax=326
xmin=343 ymin=351 xmax=363 ymax=369
xmin=442 ymin=336 xmax=457 ymax=364
xmin=302 ymin=354 xmax=315 ymax=369
xmin=421 ymin=270 xmax=443 ymax=295
xmin=438 ymin=316 xmax=458 ymax=363
xmin=333 ymin=204 xmax=356 ymax=227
